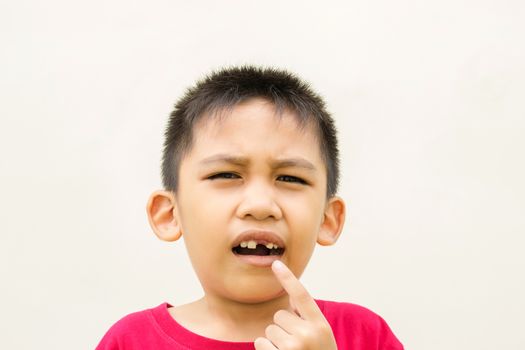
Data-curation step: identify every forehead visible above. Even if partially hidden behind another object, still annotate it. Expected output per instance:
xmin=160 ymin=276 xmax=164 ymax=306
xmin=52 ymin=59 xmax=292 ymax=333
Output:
xmin=199 ymin=98 xmax=313 ymax=132
xmin=186 ymin=98 xmax=323 ymax=164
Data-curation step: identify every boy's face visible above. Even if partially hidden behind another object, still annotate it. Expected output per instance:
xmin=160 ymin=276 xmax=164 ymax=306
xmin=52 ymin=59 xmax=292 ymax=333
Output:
xmin=151 ymin=98 xmax=344 ymax=303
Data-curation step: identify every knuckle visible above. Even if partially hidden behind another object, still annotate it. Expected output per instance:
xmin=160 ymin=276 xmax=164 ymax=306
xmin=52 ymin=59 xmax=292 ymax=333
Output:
xmin=283 ymin=339 xmax=301 ymax=350
xmin=264 ymin=324 xmax=277 ymax=338
xmin=295 ymin=290 xmax=311 ymax=304
xmin=298 ymin=323 xmax=331 ymax=343
xmin=254 ymin=337 xmax=270 ymax=349
xmin=296 ymin=327 xmax=313 ymax=341
xmin=315 ymin=322 xmax=331 ymax=334
xmin=273 ymin=309 xmax=287 ymax=323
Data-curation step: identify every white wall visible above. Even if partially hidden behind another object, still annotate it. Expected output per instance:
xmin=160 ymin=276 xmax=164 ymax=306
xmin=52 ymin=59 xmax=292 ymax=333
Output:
xmin=1 ymin=1 xmax=524 ymax=349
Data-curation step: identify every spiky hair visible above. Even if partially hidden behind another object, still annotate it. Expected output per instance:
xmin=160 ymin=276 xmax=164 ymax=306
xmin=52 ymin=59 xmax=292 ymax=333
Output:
xmin=161 ymin=65 xmax=340 ymax=198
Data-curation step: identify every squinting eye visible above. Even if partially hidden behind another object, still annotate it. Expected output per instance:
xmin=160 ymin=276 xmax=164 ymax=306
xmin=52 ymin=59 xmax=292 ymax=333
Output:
xmin=207 ymin=172 xmax=241 ymax=180
xmin=277 ymin=175 xmax=307 ymax=184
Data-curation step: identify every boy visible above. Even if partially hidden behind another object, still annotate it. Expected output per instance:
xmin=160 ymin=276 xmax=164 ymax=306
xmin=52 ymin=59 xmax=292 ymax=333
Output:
xmin=96 ymin=66 xmax=404 ymax=349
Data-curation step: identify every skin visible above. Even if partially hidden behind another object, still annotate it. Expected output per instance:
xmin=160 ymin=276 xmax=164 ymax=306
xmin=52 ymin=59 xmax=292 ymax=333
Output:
xmin=254 ymin=261 xmax=338 ymax=350
xmin=147 ymin=98 xmax=346 ymax=347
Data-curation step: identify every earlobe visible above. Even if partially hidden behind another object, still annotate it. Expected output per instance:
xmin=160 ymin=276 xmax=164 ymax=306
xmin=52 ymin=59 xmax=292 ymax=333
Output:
xmin=317 ymin=196 xmax=346 ymax=246
xmin=146 ymin=190 xmax=183 ymax=242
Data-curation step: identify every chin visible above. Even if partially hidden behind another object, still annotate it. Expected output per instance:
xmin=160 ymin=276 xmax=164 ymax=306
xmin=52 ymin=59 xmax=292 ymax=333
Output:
xmin=221 ymin=279 xmax=285 ymax=304
xmin=229 ymin=289 xmax=285 ymax=305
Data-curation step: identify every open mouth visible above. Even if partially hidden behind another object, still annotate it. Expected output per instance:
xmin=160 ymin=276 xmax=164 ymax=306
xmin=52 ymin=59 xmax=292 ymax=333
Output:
xmin=231 ymin=231 xmax=286 ymax=263
xmin=232 ymin=241 xmax=285 ymax=256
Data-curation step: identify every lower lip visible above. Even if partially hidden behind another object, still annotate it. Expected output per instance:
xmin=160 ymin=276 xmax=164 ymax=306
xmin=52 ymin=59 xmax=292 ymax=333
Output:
xmin=233 ymin=253 xmax=282 ymax=267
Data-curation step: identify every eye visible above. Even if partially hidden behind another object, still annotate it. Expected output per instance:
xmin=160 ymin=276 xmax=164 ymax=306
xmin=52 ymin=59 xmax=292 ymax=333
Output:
xmin=277 ymin=175 xmax=307 ymax=185
xmin=207 ymin=172 xmax=241 ymax=180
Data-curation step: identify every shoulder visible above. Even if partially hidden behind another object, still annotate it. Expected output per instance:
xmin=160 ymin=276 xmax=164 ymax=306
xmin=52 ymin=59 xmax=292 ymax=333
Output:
xmin=104 ymin=305 xmax=157 ymax=335
xmin=315 ymin=299 xmax=404 ymax=350
xmin=95 ymin=303 xmax=165 ymax=350
xmin=316 ymin=299 xmax=383 ymax=325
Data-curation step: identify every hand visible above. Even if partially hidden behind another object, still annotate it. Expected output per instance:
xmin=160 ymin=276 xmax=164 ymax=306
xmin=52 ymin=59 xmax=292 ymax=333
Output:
xmin=254 ymin=260 xmax=338 ymax=350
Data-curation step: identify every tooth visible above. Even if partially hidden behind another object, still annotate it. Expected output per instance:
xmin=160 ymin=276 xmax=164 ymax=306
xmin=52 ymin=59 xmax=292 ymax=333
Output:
xmin=240 ymin=241 xmax=248 ymax=248
xmin=273 ymin=244 xmax=279 ymax=249
xmin=266 ymin=243 xmax=274 ymax=249
xmin=247 ymin=240 xmax=257 ymax=249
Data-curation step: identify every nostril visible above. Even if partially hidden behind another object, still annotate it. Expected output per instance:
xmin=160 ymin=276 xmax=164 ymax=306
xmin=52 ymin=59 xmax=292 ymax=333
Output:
xmin=236 ymin=196 xmax=283 ymax=221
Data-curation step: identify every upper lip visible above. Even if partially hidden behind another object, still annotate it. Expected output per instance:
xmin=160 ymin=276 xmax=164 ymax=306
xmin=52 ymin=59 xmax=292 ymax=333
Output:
xmin=231 ymin=230 xmax=286 ymax=248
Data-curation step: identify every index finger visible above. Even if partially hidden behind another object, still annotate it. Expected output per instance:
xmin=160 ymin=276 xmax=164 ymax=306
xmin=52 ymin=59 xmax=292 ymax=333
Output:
xmin=271 ymin=260 xmax=323 ymax=321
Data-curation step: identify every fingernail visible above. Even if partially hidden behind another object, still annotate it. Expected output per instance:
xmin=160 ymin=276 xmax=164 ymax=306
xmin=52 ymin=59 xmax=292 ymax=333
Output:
xmin=272 ymin=260 xmax=285 ymax=271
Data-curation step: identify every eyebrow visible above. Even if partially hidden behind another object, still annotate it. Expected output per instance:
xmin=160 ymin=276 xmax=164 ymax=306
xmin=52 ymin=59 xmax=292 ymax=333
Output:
xmin=198 ymin=154 xmax=317 ymax=171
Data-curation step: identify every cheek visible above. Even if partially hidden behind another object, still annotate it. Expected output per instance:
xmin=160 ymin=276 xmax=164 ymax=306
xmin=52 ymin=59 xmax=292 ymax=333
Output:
xmin=178 ymin=189 xmax=234 ymax=251
xmin=291 ymin=209 xmax=320 ymax=241
xmin=179 ymin=185 xmax=230 ymax=231
xmin=284 ymin=198 xmax=324 ymax=269
xmin=283 ymin=193 xmax=325 ymax=233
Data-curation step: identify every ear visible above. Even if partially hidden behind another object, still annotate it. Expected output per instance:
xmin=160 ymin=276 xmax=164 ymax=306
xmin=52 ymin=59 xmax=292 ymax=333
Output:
xmin=317 ymin=196 xmax=346 ymax=246
xmin=146 ymin=190 xmax=183 ymax=242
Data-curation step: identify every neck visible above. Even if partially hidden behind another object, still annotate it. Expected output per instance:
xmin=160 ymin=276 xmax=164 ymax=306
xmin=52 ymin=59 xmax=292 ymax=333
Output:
xmin=205 ymin=292 xmax=292 ymax=323
xmin=181 ymin=293 xmax=293 ymax=341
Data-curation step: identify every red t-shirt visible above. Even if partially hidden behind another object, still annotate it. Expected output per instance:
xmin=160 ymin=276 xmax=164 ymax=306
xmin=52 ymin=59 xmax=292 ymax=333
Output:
xmin=96 ymin=300 xmax=404 ymax=349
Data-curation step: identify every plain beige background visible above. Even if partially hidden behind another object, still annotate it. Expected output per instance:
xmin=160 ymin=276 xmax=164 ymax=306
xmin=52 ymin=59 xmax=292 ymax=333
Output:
xmin=1 ymin=1 xmax=524 ymax=349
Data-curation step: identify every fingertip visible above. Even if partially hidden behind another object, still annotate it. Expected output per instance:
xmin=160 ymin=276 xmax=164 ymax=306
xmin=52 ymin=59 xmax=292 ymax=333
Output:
xmin=253 ymin=337 xmax=265 ymax=345
xmin=272 ymin=260 xmax=285 ymax=272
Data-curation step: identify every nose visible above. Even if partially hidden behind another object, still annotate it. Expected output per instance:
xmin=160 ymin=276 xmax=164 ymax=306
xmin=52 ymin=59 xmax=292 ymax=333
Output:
xmin=236 ymin=179 xmax=283 ymax=221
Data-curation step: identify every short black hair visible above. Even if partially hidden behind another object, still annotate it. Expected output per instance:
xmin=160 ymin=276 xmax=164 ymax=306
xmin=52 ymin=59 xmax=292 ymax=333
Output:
xmin=161 ymin=65 xmax=340 ymax=198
